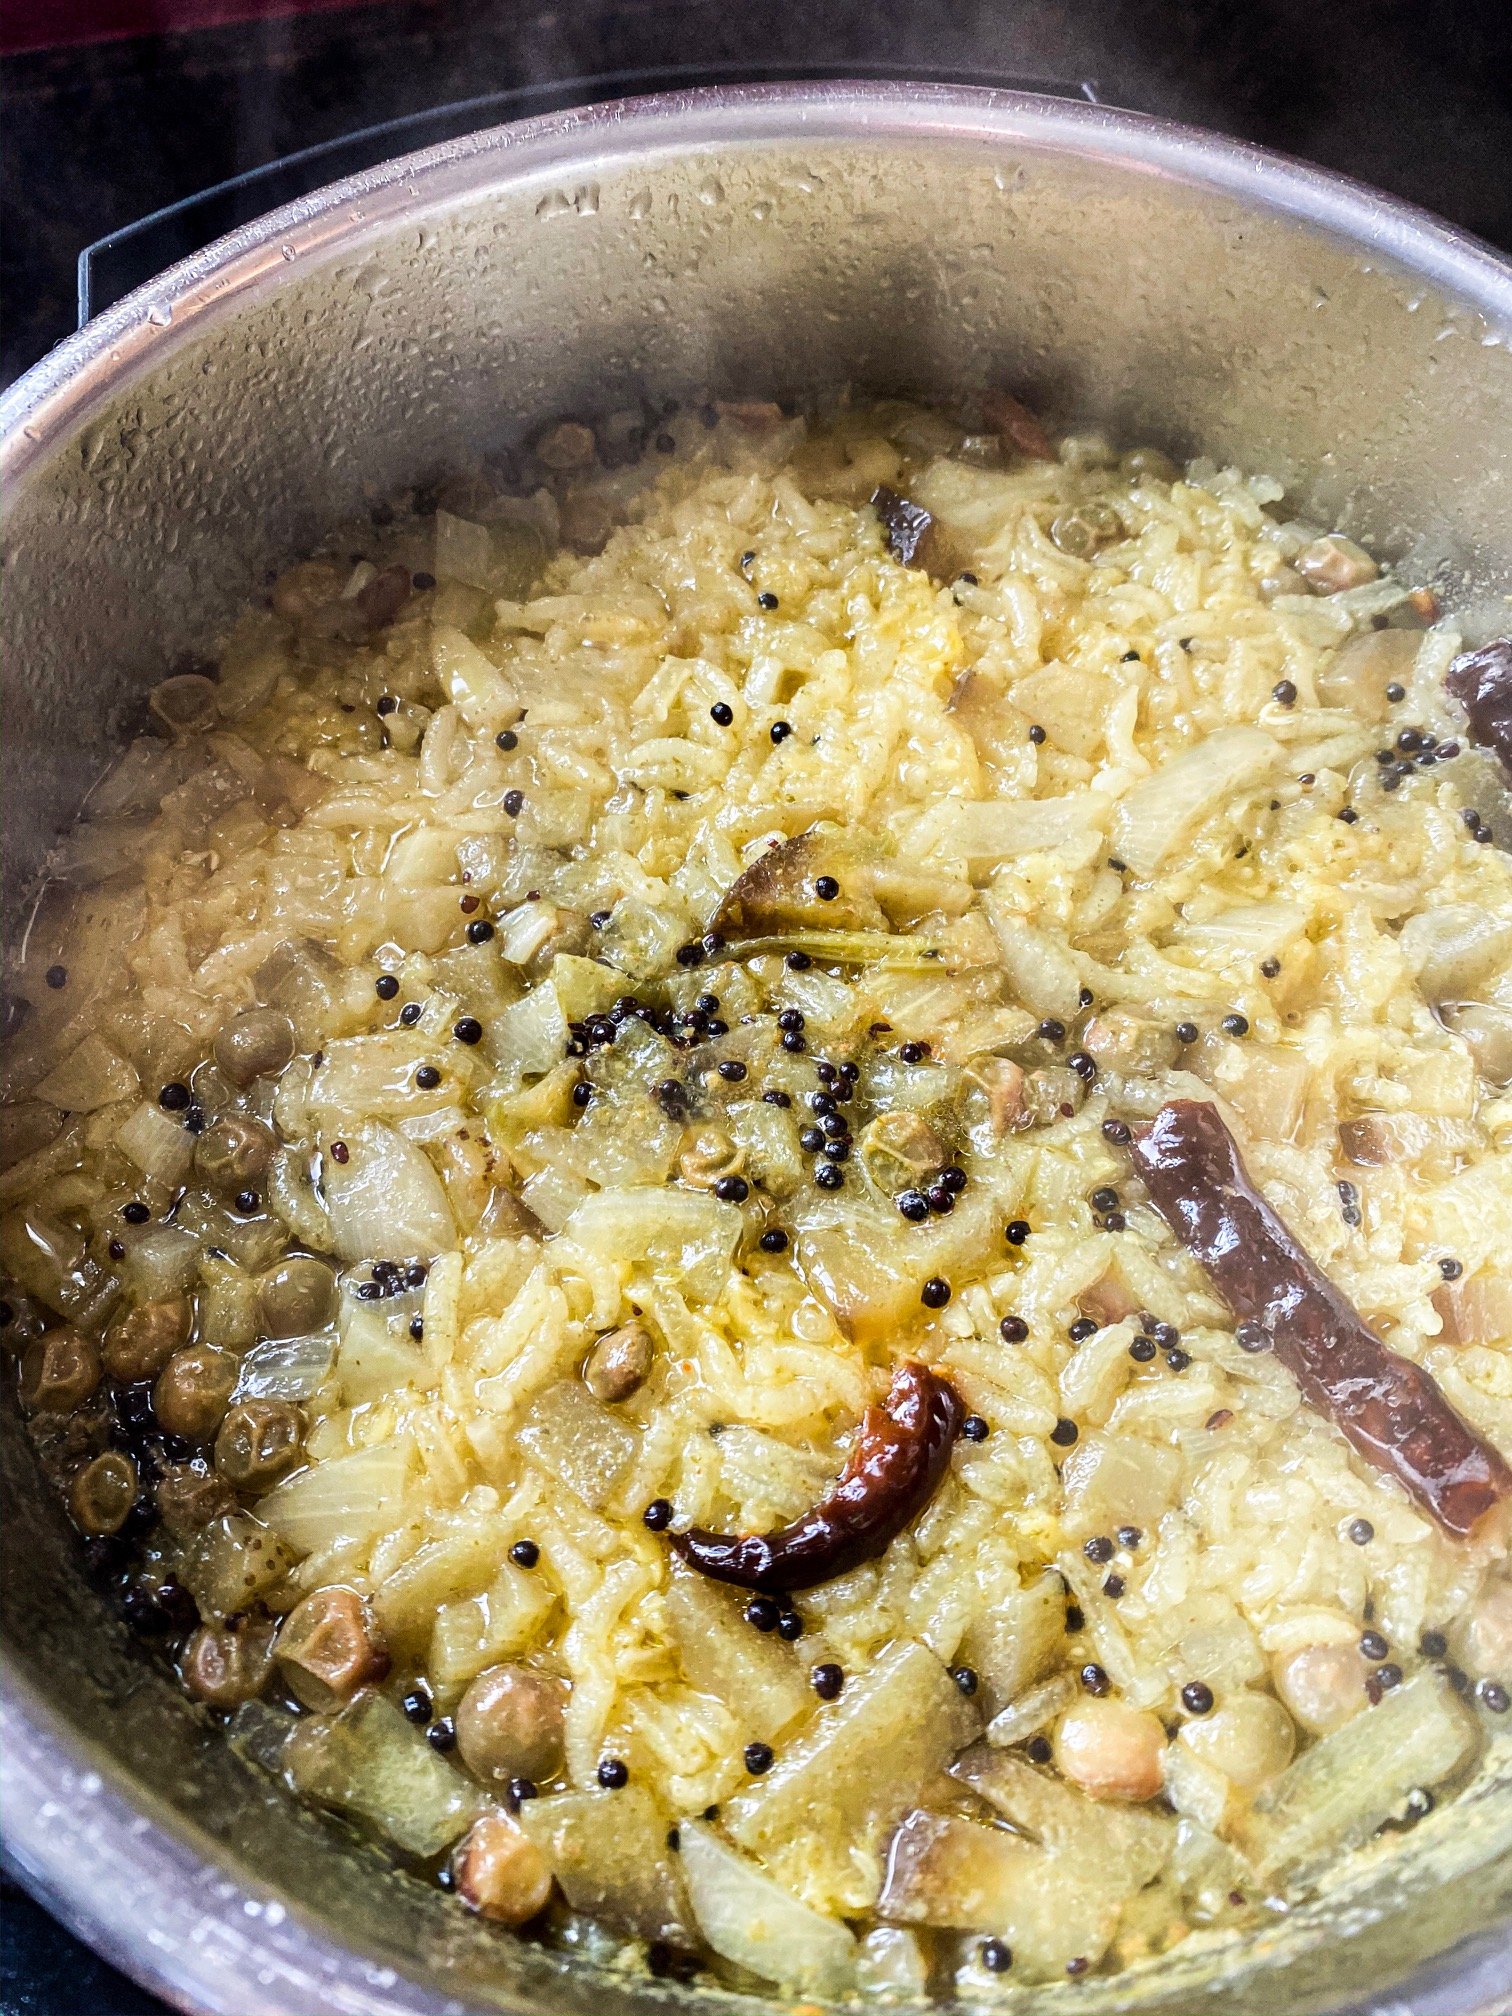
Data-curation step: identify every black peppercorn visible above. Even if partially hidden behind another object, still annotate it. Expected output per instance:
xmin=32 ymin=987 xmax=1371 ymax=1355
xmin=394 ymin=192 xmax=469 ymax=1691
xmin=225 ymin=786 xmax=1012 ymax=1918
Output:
xmin=1174 ymin=1021 xmax=1198 ymax=1046
xmin=158 ymin=1081 xmax=191 ymax=1112
xmin=453 ymin=1017 xmax=483 ymax=1045
xmin=45 ymin=964 xmax=67 ymax=990
xmin=1129 ymin=1336 xmax=1157 ymax=1362
xmin=999 ymin=1314 xmax=1028 ymax=1343
xmin=770 ymin=720 xmax=792 ymax=743
xmin=898 ymin=1040 xmax=927 ymax=1063
xmin=415 ymin=1064 xmax=441 ymax=1090
xmin=1101 ymin=1117 xmax=1131 ymax=1145
xmin=465 ymin=919 xmax=495 ymax=943
xmin=1272 ymin=679 xmax=1297 ymax=706
xmin=1181 ymin=1680 xmax=1215 ymax=1715
xmin=813 ymin=875 xmax=840 ymax=901
xmin=1360 ymin=1630 xmax=1389 ymax=1662
xmin=427 ymin=1717 xmax=458 ymax=1753
xmin=401 ymin=1686 xmax=433 ymax=1725
xmin=745 ymin=1597 xmax=780 ymax=1633
xmin=1347 ymin=1518 xmax=1375 ymax=1545
xmin=1080 ymin=1662 xmax=1110 ymax=1695
xmin=1051 ymin=1418 xmax=1079 ymax=1446
xmin=399 ymin=1002 xmax=423 ymax=1026
xmin=643 ymin=1499 xmax=673 ymax=1532
xmin=814 ymin=1163 xmax=843 ymax=1189
xmin=1084 ymin=1535 xmax=1114 ymax=1564
xmin=376 ymin=974 xmax=400 ymax=1000
xmin=1116 ymin=1525 xmax=1142 ymax=1548
xmin=758 ymin=1228 xmax=789 ymax=1253
xmin=710 ymin=702 xmax=734 ymax=726
xmin=1068 ymin=1316 xmax=1097 ymax=1342
xmin=510 ymin=1539 xmax=540 ymax=1568
xmin=898 ymin=1189 xmax=929 ymax=1222
xmin=981 ymin=1938 xmax=1013 ymax=1974
xmin=1439 ymin=1257 xmax=1464 ymax=1281
xmin=1038 ymin=1018 xmax=1065 ymax=1042
xmin=962 ymin=1414 xmax=989 ymax=1441
xmin=495 ymin=728 xmax=518 ymax=750
xmin=921 ymin=1277 xmax=951 ymax=1309
xmin=812 ymin=1663 xmax=844 ymax=1700
xmin=1420 ymin=1629 xmax=1448 ymax=1660
xmin=950 ymin=1665 xmax=979 ymax=1696
xmin=713 ymin=1175 xmax=750 ymax=1203
xmin=1028 ymin=725 xmax=1047 ymax=746
xmin=597 ymin=1758 xmax=630 ymax=1789
xmin=122 ymin=1200 xmax=151 ymax=1225
xmin=1221 ymin=1013 xmax=1249 ymax=1038
xmin=1026 ymin=1734 xmax=1053 ymax=1764
xmin=1005 ymin=1219 xmax=1030 ymax=1244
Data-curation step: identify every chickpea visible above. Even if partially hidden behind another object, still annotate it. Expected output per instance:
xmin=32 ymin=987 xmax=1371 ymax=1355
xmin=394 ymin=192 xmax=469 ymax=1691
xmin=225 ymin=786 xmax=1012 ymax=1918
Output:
xmin=214 ymin=1399 xmax=302 ymax=1491
xmin=1178 ymin=1692 xmax=1295 ymax=1789
xmin=155 ymin=1460 xmax=233 ymax=1536
xmin=257 ymin=1255 xmax=337 ymax=1338
xmin=1054 ymin=1697 xmax=1167 ymax=1802
xmin=153 ymin=1343 xmax=239 ymax=1443
xmin=181 ymin=1616 xmax=277 ymax=1709
xmin=69 ymin=1450 xmax=139 ymax=1536
xmin=454 ymin=1812 xmax=553 ymax=1925
xmin=456 ymin=1663 xmax=568 ymax=1786
xmin=1273 ymin=1642 xmax=1368 ymax=1736
xmin=582 ymin=1323 xmax=652 ymax=1406
xmin=194 ymin=1116 xmax=277 ymax=1195
xmin=275 ymin=1586 xmax=388 ymax=1710
xmin=19 ymin=1327 xmax=100 ymax=1415
xmin=102 ymin=1297 xmax=192 ymax=1382
xmin=213 ymin=1009 xmax=296 ymax=1088
xmin=1455 ymin=1578 xmax=1512 ymax=1687
xmin=270 ymin=558 xmax=345 ymax=621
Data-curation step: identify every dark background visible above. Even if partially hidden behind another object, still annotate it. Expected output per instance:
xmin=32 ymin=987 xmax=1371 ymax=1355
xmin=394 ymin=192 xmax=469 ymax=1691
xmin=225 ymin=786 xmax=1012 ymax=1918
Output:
xmin=2 ymin=1 xmax=1511 ymax=2009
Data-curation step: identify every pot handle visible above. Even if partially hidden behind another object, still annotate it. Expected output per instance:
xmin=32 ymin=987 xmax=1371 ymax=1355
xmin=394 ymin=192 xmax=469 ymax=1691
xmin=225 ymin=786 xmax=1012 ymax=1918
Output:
xmin=77 ymin=65 xmax=1108 ymax=325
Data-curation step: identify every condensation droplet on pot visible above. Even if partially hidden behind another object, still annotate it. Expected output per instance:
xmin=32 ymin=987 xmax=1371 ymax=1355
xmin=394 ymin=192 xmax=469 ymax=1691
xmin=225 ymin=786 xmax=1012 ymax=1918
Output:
xmin=751 ymin=199 xmax=772 ymax=223
xmin=697 ymin=177 xmax=725 ymax=206
xmin=627 ymin=188 xmax=652 ymax=221
xmin=147 ymin=302 xmax=172 ymax=328
xmin=280 ymin=243 xmax=298 ymax=262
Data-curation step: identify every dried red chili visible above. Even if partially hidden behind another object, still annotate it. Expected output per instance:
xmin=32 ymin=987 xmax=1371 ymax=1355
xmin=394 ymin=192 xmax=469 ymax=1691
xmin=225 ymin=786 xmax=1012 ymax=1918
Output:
xmin=1446 ymin=637 xmax=1512 ymax=782
xmin=1130 ymin=1099 xmax=1510 ymax=1537
xmin=670 ymin=1361 xmax=964 ymax=1591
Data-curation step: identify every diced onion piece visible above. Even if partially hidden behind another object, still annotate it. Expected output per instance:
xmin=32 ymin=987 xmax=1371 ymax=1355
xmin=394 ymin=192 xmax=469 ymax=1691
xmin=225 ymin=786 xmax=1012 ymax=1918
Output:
xmin=34 ymin=1033 xmax=139 ymax=1112
xmin=665 ymin=1560 xmax=809 ymax=1740
xmin=878 ymin=1809 xmax=1121 ymax=1978
xmin=429 ymin=1563 xmax=556 ymax=1699
xmin=235 ymin=1331 xmax=336 ymax=1401
xmin=285 ymin=1691 xmax=479 ymax=1857
xmin=949 ymin=1745 xmax=1171 ymax=1879
xmin=126 ymin=1223 xmax=203 ymax=1300
xmin=983 ymin=902 xmax=1085 ymax=1018
xmin=922 ymin=791 xmax=1111 ymax=867
xmin=493 ymin=983 xmax=569 ymax=1080
xmin=516 ymin=1787 xmax=694 ymax=1945
xmin=563 ymin=1187 xmax=740 ymax=1304
xmin=678 ymin=1821 xmax=858 ymax=1998
xmin=181 ymin=1511 xmax=294 ymax=1622
xmin=1239 ymin=1671 xmax=1475 ymax=1884
xmin=322 ymin=1120 xmax=456 ymax=1264
xmin=960 ymin=1572 xmax=1067 ymax=1717
xmin=985 ymin=1671 xmax=1079 ymax=1747
xmin=259 ymin=1439 xmax=415 ymax=1557
xmin=116 ymin=1100 xmax=196 ymax=1187
xmin=516 ymin=1381 xmax=639 ymax=1509
xmin=434 ymin=511 xmax=495 ymax=591
xmin=431 ymin=624 xmax=518 ymax=730
xmin=1109 ymin=727 xmax=1279 ymax=877
xmin=725 ymin=1641 xmax=979 ymax=1891
xmin=1399 ymin=906 xmax=1512 ymax=1005
xmin=1176 ymin=901 xmax=1307 ymax=962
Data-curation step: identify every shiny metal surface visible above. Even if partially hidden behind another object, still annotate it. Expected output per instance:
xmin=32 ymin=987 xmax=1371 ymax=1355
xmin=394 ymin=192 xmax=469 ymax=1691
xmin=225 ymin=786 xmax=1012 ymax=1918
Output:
xmin=2 ymin=81 xmax=1511 ymax=2016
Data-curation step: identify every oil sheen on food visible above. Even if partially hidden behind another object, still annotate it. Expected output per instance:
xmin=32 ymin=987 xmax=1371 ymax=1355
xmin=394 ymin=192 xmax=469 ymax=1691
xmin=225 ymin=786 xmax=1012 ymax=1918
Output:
xmin=5 ymin=394 xmax=1512 ymax=2000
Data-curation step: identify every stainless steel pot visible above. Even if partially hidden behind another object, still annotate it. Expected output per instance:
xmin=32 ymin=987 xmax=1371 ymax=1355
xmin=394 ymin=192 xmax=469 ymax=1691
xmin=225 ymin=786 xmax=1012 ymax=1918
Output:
xmin=3 ymin=81 xmax=1511 ymax=2016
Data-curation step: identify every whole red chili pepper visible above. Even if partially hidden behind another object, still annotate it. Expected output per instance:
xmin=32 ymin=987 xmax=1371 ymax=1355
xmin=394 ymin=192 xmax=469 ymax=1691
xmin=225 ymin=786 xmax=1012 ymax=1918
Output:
xmin=670 ymin=1361 xmax=964 ymax=1591
xmin=1131 ymin=1099 xmax=1510 ymax=1538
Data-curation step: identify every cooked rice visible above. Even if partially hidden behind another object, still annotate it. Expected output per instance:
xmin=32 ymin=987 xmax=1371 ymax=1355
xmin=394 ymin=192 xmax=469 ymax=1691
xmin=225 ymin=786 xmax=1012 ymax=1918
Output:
xmin=6 ymin=398 xmax=1512 ymax=1994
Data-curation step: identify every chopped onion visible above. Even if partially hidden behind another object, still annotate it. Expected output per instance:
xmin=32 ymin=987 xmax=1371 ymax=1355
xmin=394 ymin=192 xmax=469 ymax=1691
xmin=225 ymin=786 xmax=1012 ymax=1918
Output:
xmin=1110 ymin=727 xmax=1279 ymax=877
xmin=516 ymin=1381 xmax=639 ymax=1510
xmin=1240 ymin=1671 xmax=1474 ymax=1883
xmin=322 ymin=1120 xmax=456 ymax=1264
xmin=235 ymin=1331 xmax=336 ymax=1402
xmin=678 ymin=1820 xmax=858 ymax=1998
xmin=1399 ymin=905 xmax=1512 ymax=1005
xmin=983 ymin=901 xmax=1084 ymax=1018
xmin=33 ymin=1033 xmax=139 ymax=1112
xmin=1176 ymin=901 xmax=1307 ymax=962
xmin=563 ymin=1187 xmax=740 ymax=1303
xmin=665 ymin=1560 xmax=809 ymax=1740
xmin=116 ymin=1100 xmax=196 ymax=1187
xmin=434 ymin=511 xmax=496 ymax=591
xmin=432 ymin=624 xmax=518 ymax=730
xmin=922 ymin=790 xmax=1112 ymax=867
xmin=126 ymin=1223 xmax=203 ymax=1300
xmin=517 ymin=1788 xmax=694 ymax=1945
xmin=258 ymin=1439 xmax=415 ymax=1557
xmin=725 ymin=1641 xmax=979 ymax=1887
xmin=285 ymin=1691 xmax=480 ymax=1857
xmin=985 ymin=1670 xmax=1079 ymax=1747
xmin=493 ymin=983 xmax=570 ymax=1080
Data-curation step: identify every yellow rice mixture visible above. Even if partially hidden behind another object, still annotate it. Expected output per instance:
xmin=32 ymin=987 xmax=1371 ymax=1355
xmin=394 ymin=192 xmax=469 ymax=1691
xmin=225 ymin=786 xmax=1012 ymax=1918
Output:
xmin=6 ymin=399 xmax=1512 ymax=1998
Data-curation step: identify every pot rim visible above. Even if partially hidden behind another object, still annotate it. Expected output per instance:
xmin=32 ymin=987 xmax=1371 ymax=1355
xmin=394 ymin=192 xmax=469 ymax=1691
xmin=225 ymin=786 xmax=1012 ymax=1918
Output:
xmin=4 ymin=76 xmax=1512 ymax=2016
xmin=4 ymin=77 xmax=1511 ymax=487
